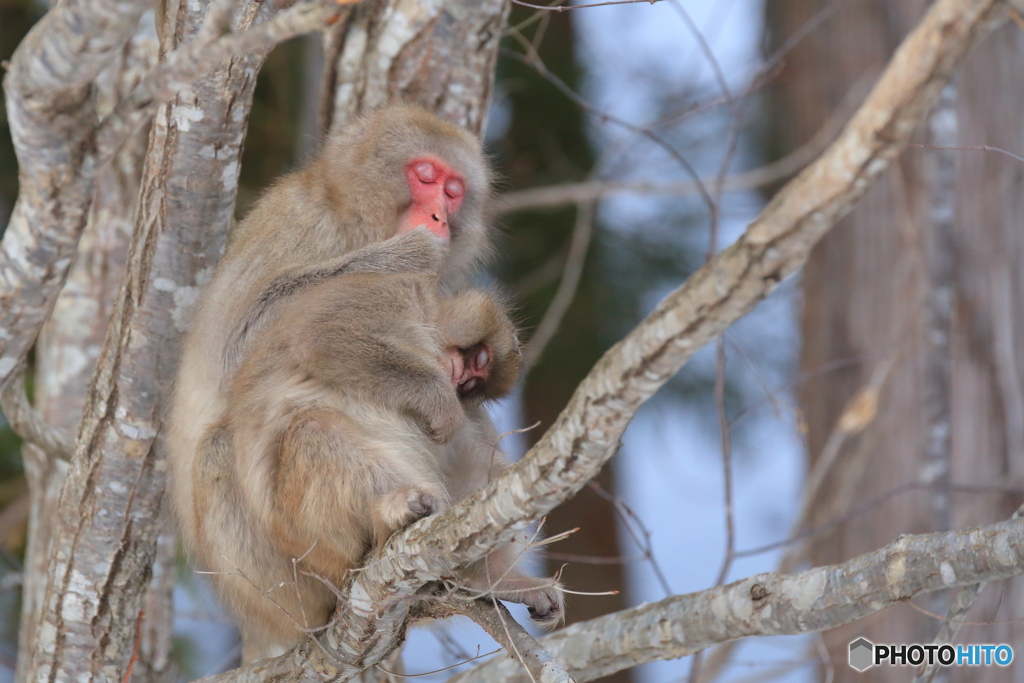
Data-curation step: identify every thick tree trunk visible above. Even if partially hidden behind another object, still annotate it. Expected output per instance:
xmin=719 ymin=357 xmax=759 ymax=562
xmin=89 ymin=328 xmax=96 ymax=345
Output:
xmin=319 ymin=0 xmax=509 ymax=138
xmin=766 ymin=0 xmax=1024 ymax=679
xmin=15 ymin=17 xmax=157 ymax=680
xmin=22 ymin=0 xmax=271 ymax=679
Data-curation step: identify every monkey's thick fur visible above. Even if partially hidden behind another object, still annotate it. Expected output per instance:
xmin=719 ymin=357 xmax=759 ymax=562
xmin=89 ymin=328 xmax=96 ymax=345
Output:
xmin=168 ymin=107 xmax=562 ymax=662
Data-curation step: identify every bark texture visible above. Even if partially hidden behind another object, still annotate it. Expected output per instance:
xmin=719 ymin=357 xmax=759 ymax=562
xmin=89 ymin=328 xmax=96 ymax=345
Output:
xmin=767 ymin=0 xmax=1024 ymax=679
xmin=15 ymin=15 xmax=158 ymax=680
xmin=319 ymin=0 xmax=509 ymax=137
xmin=449 ymin=517 xmax=1024 ymax=683
xmin=0 ymin=0 xmax=149 ymax=389
xmin=23 ymin=0 xmax=272 ymax=679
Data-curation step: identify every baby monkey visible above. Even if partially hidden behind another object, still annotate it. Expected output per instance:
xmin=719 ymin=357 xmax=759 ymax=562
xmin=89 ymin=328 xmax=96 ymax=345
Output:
xmin=170 ymin=107 xmax=563 ymax=663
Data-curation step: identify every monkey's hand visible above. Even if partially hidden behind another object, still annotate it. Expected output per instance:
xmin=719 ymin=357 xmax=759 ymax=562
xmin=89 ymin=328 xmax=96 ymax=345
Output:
xmin=524 ymin=584 xmax=565 ymax=628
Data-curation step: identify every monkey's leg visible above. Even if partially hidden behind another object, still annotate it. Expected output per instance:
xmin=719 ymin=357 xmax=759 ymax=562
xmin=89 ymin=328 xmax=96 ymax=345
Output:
xmin=275 ymin=408 xmax=449 ymax=557
xmin=190 ymin=428 xmax=336 ymax=663
xmin=442 ymin=410 xmax=563 ymax=627
xmin=462 ymin=542 xmax=565 ymax=627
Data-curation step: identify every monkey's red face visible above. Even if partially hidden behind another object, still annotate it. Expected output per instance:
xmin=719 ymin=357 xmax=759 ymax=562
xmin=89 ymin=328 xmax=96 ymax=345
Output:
xmin=399 ymin=157 xmax=466 ymax=240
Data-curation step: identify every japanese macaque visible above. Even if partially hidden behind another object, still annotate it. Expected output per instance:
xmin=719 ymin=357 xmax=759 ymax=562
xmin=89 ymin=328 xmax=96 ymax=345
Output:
xmin=168 ymin=106 xmax=562 ymax=663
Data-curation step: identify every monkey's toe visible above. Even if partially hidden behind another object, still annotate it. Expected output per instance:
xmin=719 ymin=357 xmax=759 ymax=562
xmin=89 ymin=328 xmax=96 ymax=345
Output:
xmin=378 ymin=487 xmax=442 ymax=533
xmin=406 ymin=490 xmax=438 ymax=521
xmin=524 ymin=587 xmax=564 ymax=628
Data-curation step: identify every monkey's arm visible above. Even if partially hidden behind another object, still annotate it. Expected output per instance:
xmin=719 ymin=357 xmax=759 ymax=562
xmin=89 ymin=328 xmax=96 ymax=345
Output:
xmin=226 ymin=230 xmax=447 ymax=374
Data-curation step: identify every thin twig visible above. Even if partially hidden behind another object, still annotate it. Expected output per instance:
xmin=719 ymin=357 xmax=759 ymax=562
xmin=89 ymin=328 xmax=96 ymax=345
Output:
xmin=445 ymin=598 xmax=574 ymax=683
xmin=495 ymin=70 xmax=873 ymax=215
xmin=522 ymin=202 xmax=596 ymax=372
xmin=908 ymin=142 xmax=1024 ymax=165
xmin=498 ymin=47 xmax=715 ymax=214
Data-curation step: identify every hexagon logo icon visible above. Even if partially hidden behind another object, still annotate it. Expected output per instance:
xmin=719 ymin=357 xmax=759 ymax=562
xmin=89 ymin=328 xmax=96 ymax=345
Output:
xmin=849 ymin=638 xmax=874 ymax=672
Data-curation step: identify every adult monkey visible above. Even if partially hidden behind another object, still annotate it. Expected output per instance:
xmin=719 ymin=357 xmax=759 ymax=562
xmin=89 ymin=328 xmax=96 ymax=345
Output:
xmin=168 ymin=106 xmax=562 ymax=662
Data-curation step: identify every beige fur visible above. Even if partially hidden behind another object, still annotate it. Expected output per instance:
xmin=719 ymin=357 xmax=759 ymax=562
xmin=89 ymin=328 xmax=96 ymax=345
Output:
xmin=168 ymin=106 xmax=561 ymax=663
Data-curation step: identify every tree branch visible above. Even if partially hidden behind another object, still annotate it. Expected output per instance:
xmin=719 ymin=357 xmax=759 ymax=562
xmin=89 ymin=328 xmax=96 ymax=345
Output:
xmin=0 ymin=364 xmax=73 ymax=462
xmin=195 ymin=0 xmax=1009 ymax=681
xmin=428 ymin=598 xmax=575 ymax=683
xmin=95 ymin=0 xmax=351 ymax=157
xmin=448 ymin=517 xmax=1024 ymax=683
xmin=0 ymin=0 xmax=149 ymax=388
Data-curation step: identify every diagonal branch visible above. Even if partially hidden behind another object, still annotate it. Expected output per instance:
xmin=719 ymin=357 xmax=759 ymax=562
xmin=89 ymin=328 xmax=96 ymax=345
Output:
xmin=351 ymin=0 xmax=1007 ymax=611
xmin=448 ymin=517 xmax=1024 ymax=683
xmin=196 ymin=0 xmax=1010 ymax=681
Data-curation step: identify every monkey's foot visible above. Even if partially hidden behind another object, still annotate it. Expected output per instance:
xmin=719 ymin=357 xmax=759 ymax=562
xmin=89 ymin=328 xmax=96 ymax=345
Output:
xmin=448 ymin=343 xmax=491 ymax=398
xmin=379 ymin=488 xmax=440 ymax=531
xmin=488 ymin=581 xmax=564 ymax=629
xmin=524 ymin=585 xmax=564 ymax=628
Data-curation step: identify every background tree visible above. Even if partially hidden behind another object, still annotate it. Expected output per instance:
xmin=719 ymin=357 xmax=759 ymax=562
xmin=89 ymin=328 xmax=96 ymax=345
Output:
xmin=766 ymin=1 xmax=1024 ymax=680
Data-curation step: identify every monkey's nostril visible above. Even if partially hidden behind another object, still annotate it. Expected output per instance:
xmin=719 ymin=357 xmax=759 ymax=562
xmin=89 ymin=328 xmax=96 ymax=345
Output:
xmin=431 ymin=214 xmax=441 ymax=222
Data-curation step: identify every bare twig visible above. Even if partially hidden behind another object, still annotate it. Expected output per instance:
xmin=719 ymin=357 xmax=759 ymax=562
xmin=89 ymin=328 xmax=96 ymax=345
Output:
xmin=443 ymin=598 xmax=574 ymax=683
xmin=498 ymin=47 xmax=715 ymax=214
xmin=522 ymin=202 xmax=596 ymax=372
xmin=494 ymin=71 xmax=871 ymax=215
xmin=0 ymin=364 xmax=73 ymax=461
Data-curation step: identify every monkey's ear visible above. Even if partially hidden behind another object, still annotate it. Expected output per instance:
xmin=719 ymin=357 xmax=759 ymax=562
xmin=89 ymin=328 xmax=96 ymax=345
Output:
xmin=341 ymin=228 xmax=449 ymax=276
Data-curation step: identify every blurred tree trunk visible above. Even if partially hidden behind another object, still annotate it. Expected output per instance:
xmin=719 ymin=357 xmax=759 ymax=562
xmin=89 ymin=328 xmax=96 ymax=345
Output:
xmin=766 ymin=1 xmax=1024 ymax=680
xmin=494 ymin=10 xmax=631 ymax=683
